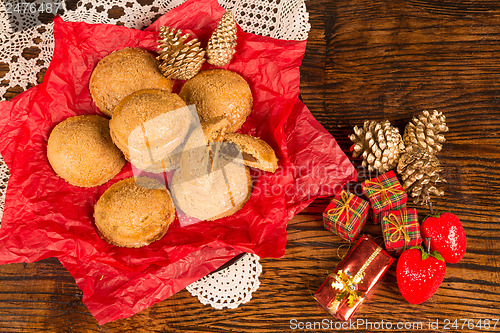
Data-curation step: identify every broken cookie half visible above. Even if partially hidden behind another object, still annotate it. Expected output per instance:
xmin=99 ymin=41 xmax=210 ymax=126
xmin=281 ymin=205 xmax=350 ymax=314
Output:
xmin=201 ymin=116 xmax=279 ymax=173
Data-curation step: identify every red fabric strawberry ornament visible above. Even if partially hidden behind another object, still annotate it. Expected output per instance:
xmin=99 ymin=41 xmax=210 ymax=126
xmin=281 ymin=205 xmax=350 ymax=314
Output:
xmin=421 ymin=212 xmax=466 ymax=264
xmin=396 ymin=242 xmax=446 ymax=304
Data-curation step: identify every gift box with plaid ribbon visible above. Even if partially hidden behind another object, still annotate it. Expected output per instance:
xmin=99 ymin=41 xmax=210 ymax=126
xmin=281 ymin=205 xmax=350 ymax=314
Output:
xmin=362 ymin=170 xmax=407 ymax=223
xmin=380 ymin=208 xmax=422 ymax=254
xmin=323 ymin=191 xmax=369 ymax=242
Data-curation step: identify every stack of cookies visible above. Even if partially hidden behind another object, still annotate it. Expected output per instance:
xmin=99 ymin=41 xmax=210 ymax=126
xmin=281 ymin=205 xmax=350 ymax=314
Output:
xmin=47 ymin=47 xmax=278 ymax=248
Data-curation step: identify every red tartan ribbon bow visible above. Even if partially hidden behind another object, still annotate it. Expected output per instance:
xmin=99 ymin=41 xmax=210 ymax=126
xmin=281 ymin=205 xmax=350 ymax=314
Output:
xmin=383 ymin=213 xmax=410 ymax=250
xmin=326 ymin=192 xmax=361 ymax=229
xmin=364 ymin=180 xmax=405 ymax=205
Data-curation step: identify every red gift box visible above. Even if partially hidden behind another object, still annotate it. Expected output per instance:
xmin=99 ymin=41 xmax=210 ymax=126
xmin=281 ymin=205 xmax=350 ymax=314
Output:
xmin=362 ymin=170 xmax=407 ymax=223
xmin=323 ymin=191 xmax=368 ymax=242
xmin=314 ymin=235 xmax=395 ymax=321
xmin=381 ymin=208 xmax=422 ymax=254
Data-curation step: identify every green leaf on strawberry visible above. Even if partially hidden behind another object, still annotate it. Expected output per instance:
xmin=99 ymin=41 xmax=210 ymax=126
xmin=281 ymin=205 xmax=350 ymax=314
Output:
xmin=409 ymin=246 xmax=444 ymax=261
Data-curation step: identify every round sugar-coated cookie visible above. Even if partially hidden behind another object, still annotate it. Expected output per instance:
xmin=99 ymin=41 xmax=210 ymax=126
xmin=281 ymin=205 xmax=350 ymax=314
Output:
xmin=47 ymin=115 xmax=125 ymax=187
xmin=89 ymin=47 xmax=172 ymax=116
xmin=94 ymin=177 xmax=176 ymax=248
xmin=109 ymin=89 xmax=190 ymax=173
xmin=179 ymin=69 xmax=253 ymax=132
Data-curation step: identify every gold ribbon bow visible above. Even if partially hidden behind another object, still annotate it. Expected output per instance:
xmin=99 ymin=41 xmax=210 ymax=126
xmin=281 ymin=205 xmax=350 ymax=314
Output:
xmin=383 ymin=213 xmax=410 ymax=250
xmin=326 ymin=192 xmax=361 ymax=230
xmin=364 ymin=180 xmax=404 ymax=205
xmin=328 ymin=247 xmax=382 ymax=311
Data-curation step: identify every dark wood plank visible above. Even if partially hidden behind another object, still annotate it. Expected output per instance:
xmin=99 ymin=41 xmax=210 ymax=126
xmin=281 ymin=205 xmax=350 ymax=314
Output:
xmin=0 ymin=0 xmax=499 ymax=332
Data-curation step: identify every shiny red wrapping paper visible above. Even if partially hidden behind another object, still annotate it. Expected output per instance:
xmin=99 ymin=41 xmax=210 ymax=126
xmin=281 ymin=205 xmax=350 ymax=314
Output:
xmin=0 ymin=0 xmax=356 ymax=324
xmin=315 ymin=235 xmax=395 ymax=321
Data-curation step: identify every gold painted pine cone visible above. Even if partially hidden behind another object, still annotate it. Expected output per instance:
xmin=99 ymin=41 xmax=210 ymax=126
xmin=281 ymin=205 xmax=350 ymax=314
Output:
xmin=157 ymin=26 xmax=206 ymax=80
xmin=206 ymin=11 xmax=237 ymax=66
xmin=403 ymin=109 xmax=449 ymax=155
xmin=397 ymin=147 xmax=446 ymax=205
xmin=349 ymin=120 xmax=405 ymax=173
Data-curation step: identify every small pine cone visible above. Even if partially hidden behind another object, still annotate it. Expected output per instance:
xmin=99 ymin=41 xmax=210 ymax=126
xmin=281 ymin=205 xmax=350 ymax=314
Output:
xmin=403 ymin=110 xmax=449 ymax=155
xmin=157 ymin=26 xmax=205 ymax=80
xmin=206 ymin=11 xmax=237 ymax=66
xmin=349 ymin=120 xmax=405 ymax=173
xmin=397 ymin=147 xmax=446 ymax=205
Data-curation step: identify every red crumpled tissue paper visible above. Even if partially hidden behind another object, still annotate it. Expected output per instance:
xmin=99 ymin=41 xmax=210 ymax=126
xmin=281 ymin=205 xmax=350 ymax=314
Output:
xmin=0 ymin=0 xmax=356 ymax=324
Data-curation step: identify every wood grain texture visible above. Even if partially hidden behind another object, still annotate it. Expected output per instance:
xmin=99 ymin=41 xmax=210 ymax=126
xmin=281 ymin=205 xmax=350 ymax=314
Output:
xmin=0 ymin=0 xmax=499 ymax=332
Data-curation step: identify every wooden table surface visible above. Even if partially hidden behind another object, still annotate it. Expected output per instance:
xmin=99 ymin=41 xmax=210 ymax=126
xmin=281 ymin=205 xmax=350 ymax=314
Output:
xmin=1 ymin=0 xmax=499 ymax=332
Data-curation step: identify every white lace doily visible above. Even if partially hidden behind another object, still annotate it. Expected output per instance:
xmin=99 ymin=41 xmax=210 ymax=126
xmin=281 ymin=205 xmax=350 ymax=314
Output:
xmin=186 ymin=253 xmax=262 ymax=309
